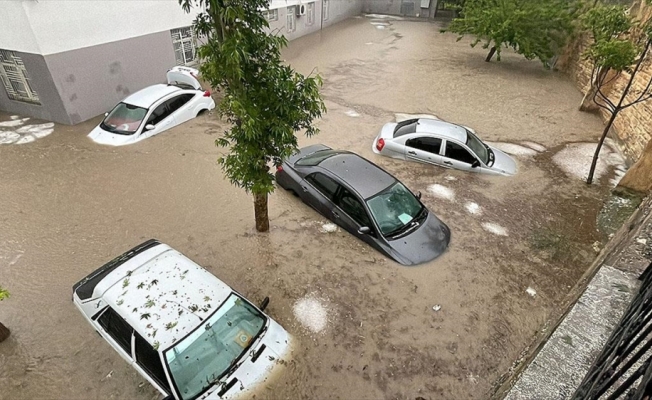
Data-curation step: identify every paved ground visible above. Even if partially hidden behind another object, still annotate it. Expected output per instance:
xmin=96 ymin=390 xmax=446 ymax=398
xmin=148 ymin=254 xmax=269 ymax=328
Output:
xmin=0 ymin=16 xmax=626 ymax=400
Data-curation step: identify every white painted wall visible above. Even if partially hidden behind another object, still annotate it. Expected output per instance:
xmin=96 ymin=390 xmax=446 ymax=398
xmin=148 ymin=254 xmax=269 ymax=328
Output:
xmin=0 ymin=1 xmax=40 ymax=53
xmin=2 ymin=0 xmax=200 ymax=55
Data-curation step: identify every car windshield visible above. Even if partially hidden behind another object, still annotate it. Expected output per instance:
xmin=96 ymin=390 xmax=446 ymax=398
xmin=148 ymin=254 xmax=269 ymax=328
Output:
xmin=100 ymin=103 xmax=147 ymax=135
xmin=465 ymin=130 xmax=489 ymax=164
xmin=366 ymin=182 xmax=424 ymax=237
xmin=164 ymin=294 xmax=266 ymax=400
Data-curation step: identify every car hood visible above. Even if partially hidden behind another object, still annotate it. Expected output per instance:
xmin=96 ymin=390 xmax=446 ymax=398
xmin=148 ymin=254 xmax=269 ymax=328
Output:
xmin=205 ymin=319 xmax=292 ymax=399
xmin=88 ymin=125 xmax=139 ymax=146
xmin=387 ymin=212 xmax=451 ymax=266
xmin=488 ymin=147 xmax=517 ymax=175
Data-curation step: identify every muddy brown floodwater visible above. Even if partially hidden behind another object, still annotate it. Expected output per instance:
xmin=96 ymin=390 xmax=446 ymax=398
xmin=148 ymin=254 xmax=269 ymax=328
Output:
xmin=1 ymin=16 xmax=619 ymax=400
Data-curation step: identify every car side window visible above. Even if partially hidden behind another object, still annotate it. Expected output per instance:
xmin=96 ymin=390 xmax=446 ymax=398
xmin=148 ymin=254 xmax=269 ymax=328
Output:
xmin=305 ymin=173 xmax=339 ymax=201
xmin=406 ymin=137 xmax=442 ymax=154
xmin=146 ymin=103 xmax=170 ymax=126
xmin=97 ymin=307 xmax=134 ymax=356
xmin=166 ymin=93 xmax=195 ymax=114
xmin=336 ymin=187 xmax=372 ymax=227
xmin=444 ymin=142 xmax=477 ymax=164
xmin=134 ymin=332 xmax=170 ymax=392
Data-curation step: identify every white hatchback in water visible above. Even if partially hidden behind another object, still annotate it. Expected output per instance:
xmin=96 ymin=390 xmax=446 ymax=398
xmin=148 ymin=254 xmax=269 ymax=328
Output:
xmin=372 ymin=118 xmax=517 ymax=176
xmin=88 ymin=66 xmax=215 ymax=146
xmin=72 ymin=240 xmax=291 ymax=400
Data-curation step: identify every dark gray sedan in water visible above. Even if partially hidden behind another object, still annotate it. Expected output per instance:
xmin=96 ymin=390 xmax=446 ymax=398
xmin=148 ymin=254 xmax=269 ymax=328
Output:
xmin=275 ymin=144 xmax=451 ymax=265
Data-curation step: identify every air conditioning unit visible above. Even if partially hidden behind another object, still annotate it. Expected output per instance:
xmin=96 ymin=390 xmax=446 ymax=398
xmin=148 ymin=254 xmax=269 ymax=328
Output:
xmin=298 ymin=4 xmax=306 ymax=16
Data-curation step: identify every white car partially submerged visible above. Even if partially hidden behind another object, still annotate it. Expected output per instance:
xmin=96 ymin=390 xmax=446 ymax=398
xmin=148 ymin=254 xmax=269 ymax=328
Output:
xmin=373 ymin=118 xmax=517 ymax=176
xmin=89 ymin=66 xmax=215 ymax=146
xmin=72 ymin=239 xmax=291 ymax=400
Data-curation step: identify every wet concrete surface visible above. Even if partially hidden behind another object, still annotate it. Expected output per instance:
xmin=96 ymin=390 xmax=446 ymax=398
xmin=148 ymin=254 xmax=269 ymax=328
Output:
xmin=0 ymin=17 xmax=622 ymax=400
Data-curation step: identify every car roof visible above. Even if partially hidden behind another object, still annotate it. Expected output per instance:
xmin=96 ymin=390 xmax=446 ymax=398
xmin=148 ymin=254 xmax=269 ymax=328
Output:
xmin=122 ymin=84 xmax=181 ymax=108
xmin=101 ymin=246 xmax=232 ymax=350
xmin=318 ymin=152 xmax=396 ymax=199
xmin=415 ymin=119 xmax=468 ymax=143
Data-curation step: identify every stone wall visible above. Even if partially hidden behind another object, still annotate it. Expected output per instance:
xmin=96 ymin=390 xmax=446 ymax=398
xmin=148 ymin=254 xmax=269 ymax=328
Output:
xmin=558 ymin=4 xmax=652 ymax=164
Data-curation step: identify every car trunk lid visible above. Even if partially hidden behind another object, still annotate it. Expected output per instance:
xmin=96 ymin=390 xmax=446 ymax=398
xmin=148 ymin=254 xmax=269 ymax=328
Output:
xmin=166 ymin=66 xmax=202 ymax=90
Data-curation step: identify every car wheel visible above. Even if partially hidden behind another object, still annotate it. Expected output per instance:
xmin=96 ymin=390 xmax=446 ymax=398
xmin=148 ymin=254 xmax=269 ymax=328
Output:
xmin=196 ymin=109 xmax=207 ymax=117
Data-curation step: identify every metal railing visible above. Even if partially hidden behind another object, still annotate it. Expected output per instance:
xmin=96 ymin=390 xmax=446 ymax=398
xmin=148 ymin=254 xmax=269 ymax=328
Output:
xmin=572 ymin=261 xmax=652 ymax=400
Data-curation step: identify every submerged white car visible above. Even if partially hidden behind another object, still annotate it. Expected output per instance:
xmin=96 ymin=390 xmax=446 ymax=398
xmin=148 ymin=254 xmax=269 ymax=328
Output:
xmin=72 ymin=240 xmax=291 ymax=400
xmin=89 ymin=66 xmax=215 ymax=146
xmin=373 ymin=118 xmax=517 ymax=176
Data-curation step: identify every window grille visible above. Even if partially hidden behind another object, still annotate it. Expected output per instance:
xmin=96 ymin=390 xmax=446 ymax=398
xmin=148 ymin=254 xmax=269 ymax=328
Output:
xmin=0 ymin=49 xmax=40 ymax=105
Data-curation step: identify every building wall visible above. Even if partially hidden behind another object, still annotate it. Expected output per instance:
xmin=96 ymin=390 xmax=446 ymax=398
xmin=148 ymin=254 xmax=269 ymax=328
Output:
xmin=0 ymin=51 xmax=68 ymax=123
xmin=0 ymin=0 xmax=364 ymax=124
xmin=43 ymin=31 xmax=178 ymax=124
xmin=0 ymin=0 xmax=198 ymax=55
xmin=363 ymin=0 xmax=438 ymax=17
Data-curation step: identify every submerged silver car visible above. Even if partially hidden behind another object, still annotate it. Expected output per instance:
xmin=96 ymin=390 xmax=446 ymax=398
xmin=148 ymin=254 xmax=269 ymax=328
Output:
xmin=275 ymin=145 xmax=451 ymax=266
xmin=372 ymin=118 xmax=517 ymax=176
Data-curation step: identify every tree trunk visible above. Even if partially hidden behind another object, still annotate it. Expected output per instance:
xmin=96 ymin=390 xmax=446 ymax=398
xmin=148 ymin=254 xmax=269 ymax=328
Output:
xmin=0 ymin=322 xmax=10 ymax=342
xmin=253 ymin=192 xmax=269 ymax=232
xmin=485 ymin=46 xmax=497 ymax=62
xmin=579 ymin=84 xmax=601 ymax=112
xmin=587 ymin=111 xmax=619 ymax=184
xmin=618 ymin=137 xmax=652 ymax=194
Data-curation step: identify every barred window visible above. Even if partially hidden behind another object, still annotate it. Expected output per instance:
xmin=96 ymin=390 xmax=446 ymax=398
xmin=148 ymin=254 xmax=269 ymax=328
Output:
xmin=170 ymin=27 xmax=197 ymax=66
xmin=263 ymin=9 xmax=278 ymax=21
xmin=0 ymin=49 xmax=40 ymax=105
xmin=286 ymin=6 xmax=296 ymax=33
xmin=307 ymin=3 xmax=315 ymax=26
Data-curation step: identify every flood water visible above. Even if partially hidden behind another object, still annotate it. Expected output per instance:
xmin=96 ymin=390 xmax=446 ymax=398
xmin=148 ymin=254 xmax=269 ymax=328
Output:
xmin=1 ymin=16 xmax=618 ymax=400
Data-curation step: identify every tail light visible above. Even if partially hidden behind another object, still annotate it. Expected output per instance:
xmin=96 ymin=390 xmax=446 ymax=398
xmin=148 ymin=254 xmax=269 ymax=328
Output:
xmin=203 ymin=90 xmax=211 ymax=97
xmin=376 ymin=138 xmax=385 ymax=152
xmin=276 ymin=165 xmax=283 ymax=172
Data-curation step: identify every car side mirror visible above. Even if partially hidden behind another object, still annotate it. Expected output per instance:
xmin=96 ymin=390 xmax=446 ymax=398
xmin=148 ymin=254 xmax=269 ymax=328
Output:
xmin=416 ymin=191 xmax=422 ymax=200
xmin=472 ymin=160 xmax=480 ymax=168
xmin=358 ymin=227 xmax=372 ymax=235
xmin=145 ymin=124 xmax=155 ymax=131
xmin=259 ymin=297 xmax=270 ymax=312
xmin=104 ymin=112 xmax=108 ymax=117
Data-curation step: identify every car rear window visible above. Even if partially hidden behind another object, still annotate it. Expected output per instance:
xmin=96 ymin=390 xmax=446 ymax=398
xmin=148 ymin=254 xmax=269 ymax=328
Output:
xmin=296 ymin=150 xmax=340 ymax=166
xmin=393 ymin=119 xmax=418 ymax=137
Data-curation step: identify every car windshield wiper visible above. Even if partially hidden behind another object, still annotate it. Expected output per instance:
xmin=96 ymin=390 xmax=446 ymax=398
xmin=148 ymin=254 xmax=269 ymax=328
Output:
xmin=385 ymin=208 xmax=425 ymax=238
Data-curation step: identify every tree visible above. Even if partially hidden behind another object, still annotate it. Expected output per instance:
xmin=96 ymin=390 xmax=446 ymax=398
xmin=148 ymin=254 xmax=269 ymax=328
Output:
xmin=179 ymin=0 xmax=326 ymax=232
xmin=0 ymin=286 xmax=10 ymax=342
xmin=442 ymin=0 xmax=576 ymax=67
xmin=580 ymin=4 xmax=652 ymax=184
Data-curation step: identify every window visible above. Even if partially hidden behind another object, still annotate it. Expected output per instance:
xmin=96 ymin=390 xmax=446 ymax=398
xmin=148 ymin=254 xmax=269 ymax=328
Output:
xmin=336 ymin=188 xmax=371 ymax=227
xmin=366 ymin=183 xmax=424 ymax=237
xmin=287 ymin=6 xmax=296 ymax=32
xmin=146 ymin=103 xmax=171 ymax=126
xmin=263 ymin=9 xmax=278 ymax=21
xmin=295 ymin=149 xmax=339 ymax=166
xmin=134 ymin=333 xmax=170 ymax=392
xmin=393 ymin=119 xmax=418 ymax=137
xmin=445 ymin=142 xmax=477 ymax=164
xmin=171 ymin=27 xmax=197 ymax=66
xmin=323 ymin=0 xmax=330 ymax=21
xmin=306 ymin=173 xmax=339 ymax=201
xmin=465 ymin=130 xmax=489 ymax=164
xmin=0 ymin=49 xmax=40 ymax=105
xmin=406 ymin=137 xmax=442 ymax=154
xmin=97 ymin=307 xmax=134 ymax=355
xmin=307 ymin=3 xmax=315 ymax=25
xmin=166 ymin=93 xmax=195 ymax=114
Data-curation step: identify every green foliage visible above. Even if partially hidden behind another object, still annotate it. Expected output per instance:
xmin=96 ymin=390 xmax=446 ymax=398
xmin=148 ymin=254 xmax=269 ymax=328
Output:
xmin=581 ymin=4 xmax=639 ymax=71
xmin=443 ymin=0 xmax=576 ymax=67
xmin=0 ymin=287 xmax=8 ymax=301
xmin=179 ymin=0 xmax=326 ymax=197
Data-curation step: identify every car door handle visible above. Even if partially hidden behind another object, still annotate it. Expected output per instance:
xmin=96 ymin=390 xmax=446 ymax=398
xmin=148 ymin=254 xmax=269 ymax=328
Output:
xmin=333 ymin=211 xmax=340 ymax=219
xmin=301 ymin=186 xmax=309 ymax=193
xmin=444 ymin=161 xmax=453 ymax=165
xmin=407 ymin=151 xmax=417 ymax=155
